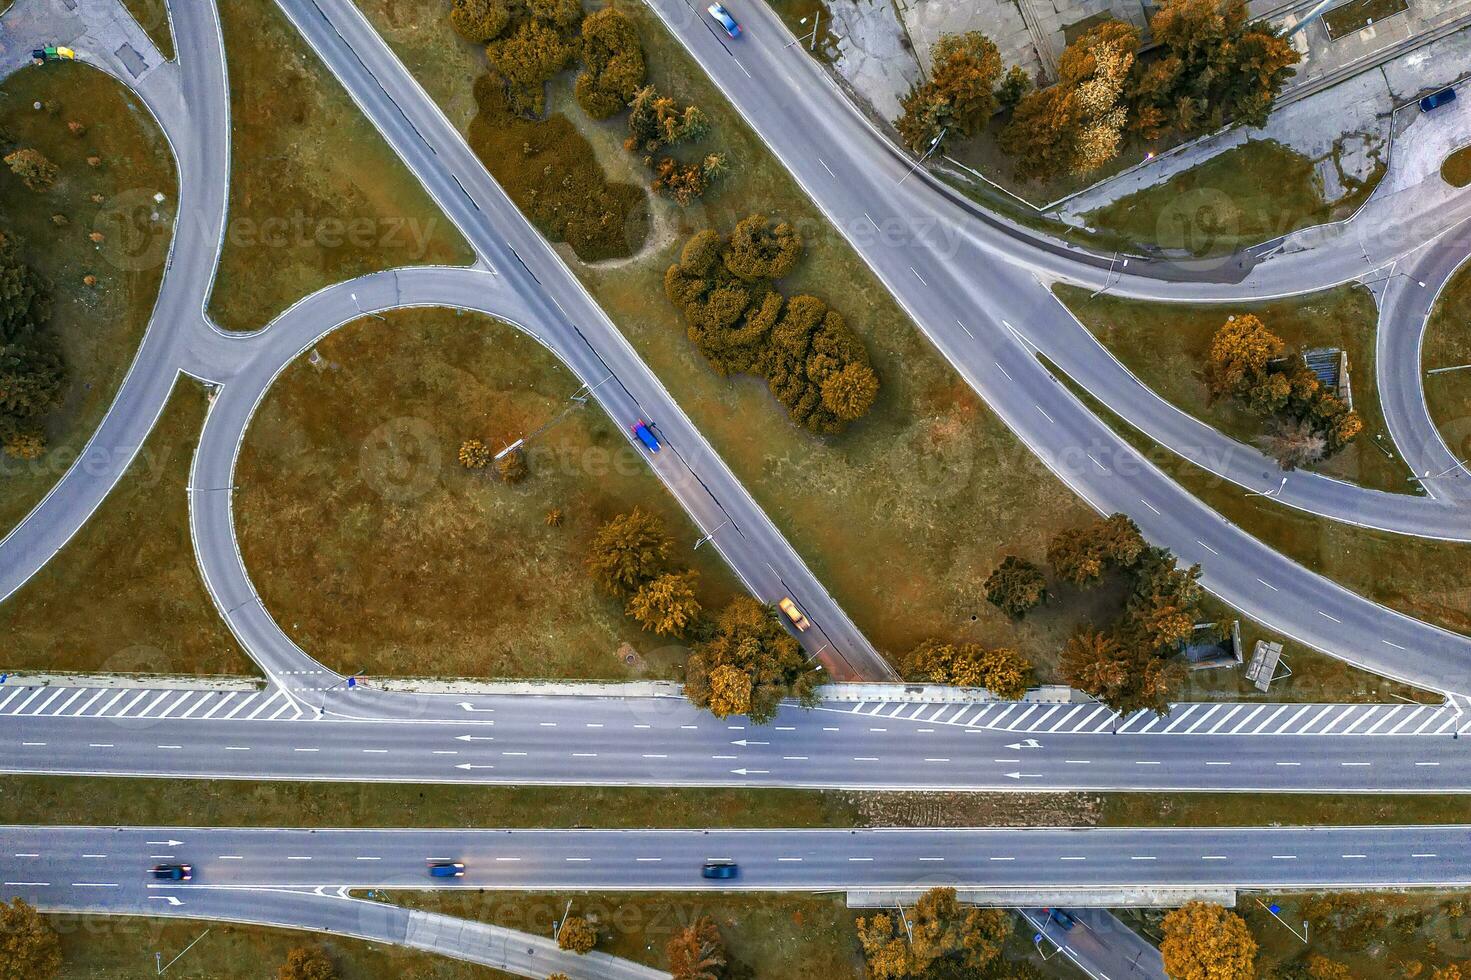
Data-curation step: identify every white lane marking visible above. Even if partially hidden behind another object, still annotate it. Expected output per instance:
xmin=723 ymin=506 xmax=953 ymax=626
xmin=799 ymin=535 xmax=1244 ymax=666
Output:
xmin=13 ymin=854 xmax=39 ymax=858
xmin=1201 ymin=856 xmax=1228 ymax=861
xmin=1037 ymin=405 xmax=1055 ymax=423
xmin=853 ymin=757 xmax=879 ymax=762
xmin=1340 ymin=762 xmax=1371 ymax=767
xmin=783 ymin=756 xmax=809 ymax=761
xmin=565 ymin=857 xmax=591 ymax=862
xmin=88 ymin=743 xmax=114 ymax=749
xmin=1413 ymin=853 xmax=1438 ymax=858
xmin=219 ymin=856 xmax=243 ymax=860
xmin=1383 ymin=639 xmax=1406 ymax=650
xmin=82 ymin=854 xmax=106 ymax=858
xmin=356 ymin=857 xmax=380 ymax=861
xmin=74 ymin=690 xmax=106 ymax=716
xmin=201 ymin=692 xmax=235 ymax=719
xmin=642 ymin=754 xmax=668 ymax=759
xmin=635 ymin=857 xmax=661 ymax=862
xmin=1135 ymin=761 xmax=1161 ymax=766
xmin=362 ymin=749 xmax=388 ymax=754
xmin=1272 ymin=855 xmax=1297 ymax=860
xmin=1275 ymin=762 xmax=1301 ymax=766
xmin=222 ymin=693 xmax=257 ymax=720
xmin=179 ymin=692 xmax=213 ymax=719
xmin=0 ymin=689 xmax=23 ymax=712
xmin=573 ymin=753 xmax=599 ymax=758
xmin=1342 ymin=854 xmax=1366 ymax=859
xmin=1318 ymin=610 xmax=1343 ymax=623
xmin=432 ymin=751 xmax=458 ymax=755
xmin=1416 ymin=761 xmax=1441 ymax=766
xmin=1087 ymin=453 xmax=1106 ymax=471
xmin=818 ymin=157 xmax=834 ymax=177
xmin=287 ymin=856 xmax=312 ymax=861
xmin=910 ymin=267 xmax=928 ymax=286
xmin=994 ymin=360 xmax=1010 ymax=379
xmin=1059 ymin=857 xmax=1086 ymax=862
xmin=72 ymin=882 xmax=119 ymax=888
xmin=917 ymin=857 xmax=944 ymax=862
xmin=539 ymin=722 xmax=557 ymax=727
xmin=1256 ymin=578 xmax=1279 ymax=592
xmin=1130 ymin=856 xmax=1156 ymax=861
xmin=11 ymin=690 xmax=46 ymax=714
xmin=494 ymin=857 xmax=521 ymax=862
xmin=29 ymin=690 xmax=64 ymax=715
xmin=778 ymin=857 xmax=803 ymax=862
xmin=224 ymin=746 xmax=250 ymax=751
xmin=1196 ymin=540 xmax=1219 ymax=556
xmin=51 ymin=690 xmax=86 ymax=716
xmin=823 ymin=727 xmax=840 ymax=732
xmin=924 ymin=758 xmax=950 ymax=763
xmin=585 ymin=723 xmax=603 ymax=728
xmin=849 ymin=857 xmax=874 ymax=862
xmin=989 ymin=857 xmax=1014 ymax=862
xmin=293 ymin=748 xmax=319 ymax=753
xmin=21 ymin=742 xmax=46 ymax=747
xmin=1140 ymin=498 xmax=1161 ymax=515
xmin=1065 ymin=760 xmax=1091 ymax=765
xmin=156 ymin=745 xmax=182 ymax=750
xmin=864 ymin=213 xmax=879 ymax=230
xmin=4 ymin=882 xmax=48 ymax=886
xmin=734 ymin=58 xmax=752 ymax=78
xmin=502 ymin=751 xmax=527 ymax=757
xmin=634 ymin=724 xmax=651 ymax=729
xmin=1205 ymin=761 xmax=1231 ymax=766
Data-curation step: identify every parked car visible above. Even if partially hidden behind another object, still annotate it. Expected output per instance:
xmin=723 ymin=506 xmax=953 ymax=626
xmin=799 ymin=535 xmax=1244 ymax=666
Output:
xmin=631 ymin=419 xmax=661 ymax=453
xmin=1421 ymin=88 xmax=1457 ymax=112
xmin=778 ymin=597 xmax=811 ymax=632
xmin=702 ymin=860 xmax=739 ymax=879
xmin=428 ymin=862 xmax=466 ymax=877
xmin=706 ymin=3 xmax=740 ymax=37
xmin=151 ymin=864 xmax=192 ymax=881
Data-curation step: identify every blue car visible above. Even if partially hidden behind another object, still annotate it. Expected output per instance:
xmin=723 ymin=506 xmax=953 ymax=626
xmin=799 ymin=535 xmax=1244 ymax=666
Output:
xmin=1421 ymin=88 xmax=1456 ymax=112
xmin=428 ymin=862 xmax=465 ymax=878
xmin=151 ymin=864 xmax=192 ymax=881
xmin=631 ymin=419 xmax=661 ymax=453
xmin=702 ymin=861 xmax=738 ymax=879
xmin=707 ymin=3 xmax=740 ymax=37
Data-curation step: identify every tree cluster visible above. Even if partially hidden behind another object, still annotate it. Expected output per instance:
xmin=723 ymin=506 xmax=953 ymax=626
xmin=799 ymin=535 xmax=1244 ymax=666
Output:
xmin=664 ymin=215 xmax=880 ymax=434
xmin=0 ymin=898 xmax=61 ymax=980
xmin=1052 ymin=514 xmax=1203 ymax=714
xmin=575 ymin=7 xmax=647 ymax=119
xmin=684 ymin=595 xmax=818 ymax=722
xmin=997 ymin=0 xmax=1298 ymax=181
xmin=903 ymin=639 xmax=1033 ymax=700
xmin=896 ymin=31 xmax=1004 ymax=152
xmin=856 ymin=887 xmax=1011 ymax=979
xmin=278 ymin=946 xmax=337 ymax=980
xmin=586 ymin=508 xmax=703 ymax=638
xmin=1001 ymin=20 xmax=1138 ymax=182
xmin=557 ymin=915 xmax=598 ymax=953
xmin=1133 ymin=0 xmax=1300 ymax=138
xmin=0 ymin=230 xmax=63 ymax=460
xmin=1159 ymin=901 xmax=1257 ymax=980
xmin=626 ymin=85 xmax=726 ymax=205
xmin=1205 ymin=314 xmax=1362 ymax=469
xmin=666 ymin=915 xmax=728 ymax=980
xmin=456 ymin=0 xmax=642 ymax=119
xmin=983 ymin=555 xmax=1047 ymax=617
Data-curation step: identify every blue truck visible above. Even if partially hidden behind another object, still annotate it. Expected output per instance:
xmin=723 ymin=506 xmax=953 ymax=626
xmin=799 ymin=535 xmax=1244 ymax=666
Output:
xmin=631 ymin=419 xmax=661 ymax=453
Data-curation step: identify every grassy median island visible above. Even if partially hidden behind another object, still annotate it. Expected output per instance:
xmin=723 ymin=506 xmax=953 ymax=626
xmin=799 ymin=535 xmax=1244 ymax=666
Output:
xmin=1084 ymin=139 xmax=1383 ymax=254
xmin=1423 ymin=262 xmax=1471 ymax=461
xmin=1058 ymin=284 xmax=1413 ymax=494
xmin=208 ymin=0 xmax=472 ymax=332
xmin=234 ymin=308 xmax=742 ymax=681
xmin=0 ymin=384 xmax=250 ymax=675
xmin=1053 ymin=363 xmax=1471 ymax=651
xmin=351 ymin=0 xmax=1108 ymax=676
xmin=0 ymin=61 xmax=176 ymax=537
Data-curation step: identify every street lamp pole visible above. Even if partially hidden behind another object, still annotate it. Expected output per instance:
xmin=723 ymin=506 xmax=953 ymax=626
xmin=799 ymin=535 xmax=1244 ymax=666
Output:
xmin=899 ymin=128 xmax=947 ymax=185
xmin=1246 ymin=476 xmax=1287 ymax=498
xmin=350 ymin=291 xmax=386 ymax=322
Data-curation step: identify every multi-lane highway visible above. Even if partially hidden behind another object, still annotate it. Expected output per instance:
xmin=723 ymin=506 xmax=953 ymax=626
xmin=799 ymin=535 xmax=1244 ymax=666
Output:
xmin=4 ymin=686 xmax=1471 ymax=793
xmin=11 ymin=825 xmax=1471 ymax=900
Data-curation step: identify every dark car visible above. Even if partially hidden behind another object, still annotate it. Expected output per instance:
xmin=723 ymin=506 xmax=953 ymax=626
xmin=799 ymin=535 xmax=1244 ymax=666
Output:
xmin=1046 ymin=908 xmax=1076 ymax=931
xmin=702 ymin=861 xmax=739 ymax=879
xmin=151 ymin=864 xmax=192 ymax=881
xmin=1421 ymin=88 xmax=1457 ymax=112
xmin=707 ymin=3 xmax=740 ymax=37
xmin=428 ymin=862 xmax=466 ymax=877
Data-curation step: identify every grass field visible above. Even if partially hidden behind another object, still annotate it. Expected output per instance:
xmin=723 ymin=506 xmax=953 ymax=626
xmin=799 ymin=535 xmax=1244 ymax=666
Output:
xmin=1085 ymin=139 xmax=1382 ymax=254
xmin=208 ymin=0 xmax=471 ymax=332
xmin=120 ymin=0 xmax=175 ymax=60
xmin=0 ymin=61 xmax=175 ymax=537
xmin=1423 ymin=262 xmax=1471 ymax=463
xmin=1443 ymin=145 xmax=1471 ymax=188
xmin=47 ymin=916 xmax=507 ymax=980
xmin=234 ymin=308 xmax=743 ymax=681
xmin=350 ymin=0 xmax=1108 ymax=680
xmin=1058 ymin=284 xmax=1414 ymax=493
xmin=1055 ymin=364 xmax=1471 ymax=653
xmin=0 ymin=384 xmax=250 ymax=676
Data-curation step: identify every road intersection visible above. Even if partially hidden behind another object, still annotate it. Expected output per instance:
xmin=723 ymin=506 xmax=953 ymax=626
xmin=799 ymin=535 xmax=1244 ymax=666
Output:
xmin=5 ymin=0 xmax=1471 ymax=972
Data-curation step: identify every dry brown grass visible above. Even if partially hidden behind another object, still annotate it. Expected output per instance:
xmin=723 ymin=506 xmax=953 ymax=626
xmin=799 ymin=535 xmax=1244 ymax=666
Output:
xmin=0 ymin=384 xmax=250 ymax=675
xmin=1059 ymin=284 xmax=1412 ymax=493
xmin=234 ymin=307 xmax=742 ymax=680
xmin=208 ymin=0 xmax=472 ymax=331
xmin=0 ymin=61 xmax=175 ymax=537
xmin=1423 ymin=261 xmax=1471 ymax=462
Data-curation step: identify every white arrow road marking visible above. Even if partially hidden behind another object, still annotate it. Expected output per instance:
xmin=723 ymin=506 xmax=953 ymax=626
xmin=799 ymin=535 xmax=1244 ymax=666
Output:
xmin=1004 ymin=772 xmax=1043 ymax=779
xmin=1006 ymin=739 xmax=1042 ymax=750
xmin=454 ymin=734 xmax=495 ymax=741
xmin=149 ymin=896 xmax=183 ymax=906
xmin=731 ymin=768 xmax=769 ymax=775
xmin=147 ymin=840 xmax=185 ymax=847
xmin=730 ymin=739 xmax=768 ymax=746
xmin=454 ymin=764 xmax=495 ymax=770
xmin=458 ymin=703 xmax=495 ymax=712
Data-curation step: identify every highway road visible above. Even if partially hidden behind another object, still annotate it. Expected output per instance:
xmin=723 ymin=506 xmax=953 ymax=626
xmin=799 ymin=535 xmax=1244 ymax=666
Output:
xmin=10 ymin=825 xmax=1471 ymax=899
xmin=4 ymin=687 xmax=1471 ymax=793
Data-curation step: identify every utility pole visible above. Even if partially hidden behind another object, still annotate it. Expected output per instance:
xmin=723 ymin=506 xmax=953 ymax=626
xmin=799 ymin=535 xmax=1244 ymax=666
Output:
xmin=896 ymin=902 xmax=914 ymax=945
xmin=899 ymin=128 xmax=947 ymax=185
xmin=553 ymin=899 xmax=573 ymax=941
xmin=157 ymin=929 xmax=211 ymax=974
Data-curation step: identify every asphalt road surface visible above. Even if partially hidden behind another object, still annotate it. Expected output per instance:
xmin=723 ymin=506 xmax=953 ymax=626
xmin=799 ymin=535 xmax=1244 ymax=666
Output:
xmin=4 ymin=688 xmax=1471 ymax=792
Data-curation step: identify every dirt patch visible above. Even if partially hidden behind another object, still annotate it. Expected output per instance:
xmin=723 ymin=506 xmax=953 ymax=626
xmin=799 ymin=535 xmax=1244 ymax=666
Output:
xmin=839 ymin=791 xmax=1103 ymax=827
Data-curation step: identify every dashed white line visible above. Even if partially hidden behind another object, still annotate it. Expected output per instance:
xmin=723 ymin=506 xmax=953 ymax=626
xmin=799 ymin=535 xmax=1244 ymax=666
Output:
xmin=910 ymin=267 xmax=927 ymax=286
xmin=1196 ymin=540 xmax=1219 ymax=556
xmin=1140 ymin=498 xmax=1161 ymax=515
xmin=1037 ymin=405 xmax=1055 ymax=423
xmin=1318 ymin=610 xmax=1342 ymax=623
xmin=1256 ymin=578 xmax=1278 ymax=592
xmin=817 ymin=157 xmax=834 ymax=177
